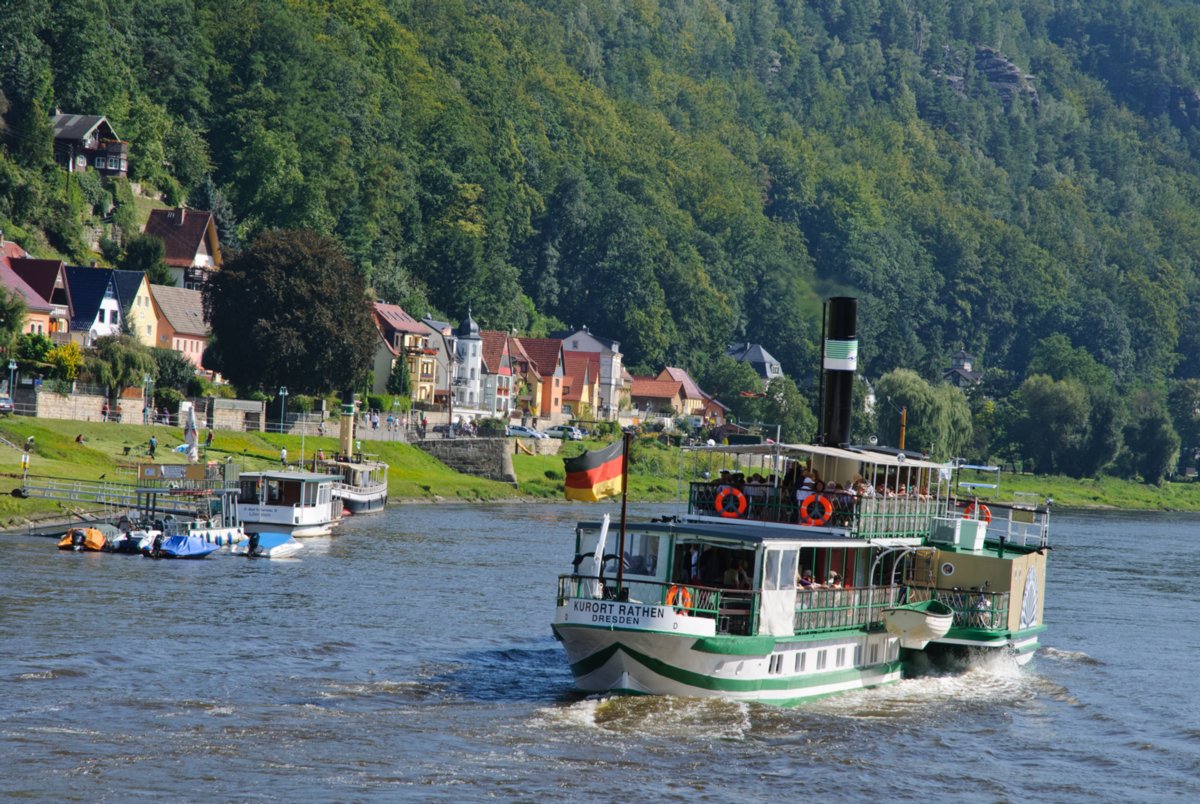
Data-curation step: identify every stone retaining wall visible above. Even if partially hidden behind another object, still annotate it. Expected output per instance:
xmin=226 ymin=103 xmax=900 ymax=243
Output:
xmin=414 ymin=437 xmax=518 ymax=486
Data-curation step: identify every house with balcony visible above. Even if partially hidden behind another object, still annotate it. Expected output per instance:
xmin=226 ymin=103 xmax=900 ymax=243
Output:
xmin=480 ymin=329 xmax=514 ymax=419
xmin=507 ymin=335 xmax=541 ymax=419
xmin=943 ymin=350 xmax=983 ymax=389
xmin=371 ymin=302 xmax=437 ymax=402
xmin=64 ymin=265 xmax=122 ymax=345
xmin=453 ymin=309 xmax=483 ymax=411
xmin=143 ymin=207 xmax=222 ymax=289
xmin=52 ymin=113 xmax=128 ymax=177
xmin=148 ymin=284 xmax=208 ymax=367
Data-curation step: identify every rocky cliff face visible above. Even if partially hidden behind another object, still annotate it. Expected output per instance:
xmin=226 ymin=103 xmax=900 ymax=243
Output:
xmin=937 ymin=45 xmax=1039 ymax=109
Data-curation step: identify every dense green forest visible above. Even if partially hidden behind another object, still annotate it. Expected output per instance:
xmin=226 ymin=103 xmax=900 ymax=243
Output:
xmin=5 ymin=0 xmax=1200 ymax=481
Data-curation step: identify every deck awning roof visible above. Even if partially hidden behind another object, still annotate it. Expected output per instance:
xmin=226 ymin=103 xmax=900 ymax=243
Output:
xmin=684 ymin=442 xmax=947 ymax=471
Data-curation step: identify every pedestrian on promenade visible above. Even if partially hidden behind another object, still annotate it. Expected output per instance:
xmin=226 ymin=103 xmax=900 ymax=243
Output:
xmin=280 ymin=446 xmax=288 ymax=467
xmin=148 ymin=435 xmax=157 ymax=459
xmin=101 ymin=401 xmax=109 ymax=421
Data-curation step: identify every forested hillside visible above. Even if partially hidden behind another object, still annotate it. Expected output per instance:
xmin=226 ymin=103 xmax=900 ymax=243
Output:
xmin=5 ymin=0 xmax=1200 ymax=478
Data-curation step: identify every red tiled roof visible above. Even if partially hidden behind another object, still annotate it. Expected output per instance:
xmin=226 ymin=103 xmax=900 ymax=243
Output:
xmin=0 ymin=260 xmax=52 ymax=313
xmin=516 ymin=337 xmax=563 ymax=378
xmin=144 ymin=208 xmax=218 ymax=268
xmin=480 ymin=329 xmax=511 ymax=375
xmin=9 ymin=258 xmax=65 ymax=305
xmin=561 ymin=353 xmax=595 ymax=402
xmin=374 ymin=302 xmax=432 ymax=337
xmin=630 ymin=378 xmax=684 ymax=400
xmin=658 ymin=367 xmax=705 ymax=400
xmin=1 ymin=241 xmax=27 ymax=260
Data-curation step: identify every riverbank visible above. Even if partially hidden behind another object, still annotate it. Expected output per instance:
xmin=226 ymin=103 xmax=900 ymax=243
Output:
xmin=0 ymin=418 xmax=683 ymax=527
xmin=0 ymin=417 xmax=1196 ymax=527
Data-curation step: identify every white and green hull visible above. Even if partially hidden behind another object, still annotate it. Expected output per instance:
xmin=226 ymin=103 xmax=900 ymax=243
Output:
xmin=553 ymin=603 xmax=903 ymax=705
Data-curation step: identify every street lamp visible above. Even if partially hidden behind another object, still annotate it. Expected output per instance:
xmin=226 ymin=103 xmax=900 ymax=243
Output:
xmin=143 ymin=373 xmax=152 ymax=424
xmin=7 ymin=360 xmax=15 ymax=396
xmin=278 ymin=386 xmax=289 ymax=434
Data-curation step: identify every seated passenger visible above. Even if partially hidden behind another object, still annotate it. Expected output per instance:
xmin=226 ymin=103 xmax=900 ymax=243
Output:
xmin=825 ymin=570 xmax=841 ymax=588
xmin=797 ymin=569 xmax=818 ymax=589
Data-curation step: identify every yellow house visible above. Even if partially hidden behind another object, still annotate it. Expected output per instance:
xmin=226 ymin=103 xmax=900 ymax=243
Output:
xmin=113 ymin=269 xmax=156 ymax=347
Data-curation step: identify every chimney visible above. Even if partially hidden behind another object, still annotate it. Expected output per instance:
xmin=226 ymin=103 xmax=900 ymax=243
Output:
xmin=819 ymin=297 xmax=857 ymax=448
xmin=175 ymin=207 xmax=186 ymax=226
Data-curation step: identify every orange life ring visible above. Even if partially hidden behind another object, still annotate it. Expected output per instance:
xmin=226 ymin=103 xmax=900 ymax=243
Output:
xmin=964 ymin=503 xmax=992 ymax=523
xmin=713 ymin=485 xmax=747 ymax=518
xmin=799 ymin=493 xmax=833 ymax=526
xmin=666 ymin=584 xmax=693 ymax=613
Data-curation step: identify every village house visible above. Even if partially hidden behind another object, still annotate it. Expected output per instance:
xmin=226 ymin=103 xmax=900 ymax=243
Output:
xmin=515 ymin=337 xmax=566 ymax=427
xmin=142 ymin=207 xmax=222 ymax=290
xmin=371 ymin=302 xmax=437 ymax=403
xmin=943 ymin=350 xmax=983 ymax=389
xmin=0 ymin=258 xmax=57 ymax=337
xmin=561 ymin=351 xmax=601 ymax=419
xmin=112 ymin=269 xmax=155 ymax=348
xmin=629 ymin=376 xmax=688 ymax=417
xmin=63 ymin=265 xmax=122 ymax=345
xmin=506 ymin=335 xmax=541 ymax=420
xmin=480 ymin=329 xmax=514 ymax=419
xmin=656 ymin=367 xmax=708 ymax=417
xmin=420 ymin=315 xmax=456 ymax=409
xmin=453 ymin=309 xmax=483 ymax=411
xmin=2 ymin=240 xmax=72 ymax=340
xmin=148 ymin=284 xmax=208 ymax=367
xmin=556 ymin=326 xmax=626 ymax=419
xmin=51 ymin=113 xmax=128 ymax=177
xmin=726 ymin=342 xmax=783 ymax=383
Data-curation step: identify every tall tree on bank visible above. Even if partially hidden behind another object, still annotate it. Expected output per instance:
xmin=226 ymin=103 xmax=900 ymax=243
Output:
xmin=203 ymin=229 xmax=375 ymax=394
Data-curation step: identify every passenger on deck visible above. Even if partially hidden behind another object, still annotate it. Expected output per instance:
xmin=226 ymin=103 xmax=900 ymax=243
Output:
xmin=797 ymin=569 xmax=818 ymax=589
xmin=825 ymin=570 xmax=841 ymax=588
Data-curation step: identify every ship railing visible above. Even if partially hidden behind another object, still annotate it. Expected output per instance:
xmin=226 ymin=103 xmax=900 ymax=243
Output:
xmin=793 ymin=584 xmax=905 ymax=633
xmin=907 ymin=586 xmax=1011 ymax=630
xmin=557 ymin=575 xmax=759 ymax=635
xmin=687 ymin=482 xmax=940 ymax=540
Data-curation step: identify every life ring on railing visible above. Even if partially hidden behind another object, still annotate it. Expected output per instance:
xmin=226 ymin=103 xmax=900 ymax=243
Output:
xmin=713 ymin=485 xmax=747 ymax=519
xmin=799 ymin=493 xmax=833 ymax=526
xmin=964 ymin=503 xmax=992 ymax=523
xmin=666 ymin=584 xmax=693 ymax=614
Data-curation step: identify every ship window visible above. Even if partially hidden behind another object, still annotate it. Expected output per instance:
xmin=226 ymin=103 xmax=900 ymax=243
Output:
xmin=795 ymin=652 xmax=805 ymax=673
xmin=836 ymin=647 xmax=846 ymax=667
xmin=816 ymin=650 xmax=827 ymax=670
xmin=870 ymin=644 xmax=879 ymax=664
xmin=763 ymin=549 xmax=799 ymax=591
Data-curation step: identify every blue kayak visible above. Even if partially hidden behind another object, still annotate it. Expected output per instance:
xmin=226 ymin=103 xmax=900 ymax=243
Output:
xmin=152 ymin=534 xmax=220 ymax=559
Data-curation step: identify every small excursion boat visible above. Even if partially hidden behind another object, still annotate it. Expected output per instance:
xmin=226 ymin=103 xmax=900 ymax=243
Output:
xmin=146 ymin=533 xmax=220 ymax=559
xmin=231 ymin=531 xmax=303 ymax=559
xmin=57 ymin=527 xmax=108 ymax=552
xmin=881 ymin=598 xmax=955 ymax=649
xmin=314 ymin=399 xmax=388 ymax=514
xmin=236 ymin=471 xmax=341 ymax=537
xmin=552 ymin=298 xmax=1051 ymax=705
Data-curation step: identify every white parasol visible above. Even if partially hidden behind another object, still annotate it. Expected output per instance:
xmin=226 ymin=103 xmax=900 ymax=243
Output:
xmin=183 ymin=405 xmax=199 ymax=463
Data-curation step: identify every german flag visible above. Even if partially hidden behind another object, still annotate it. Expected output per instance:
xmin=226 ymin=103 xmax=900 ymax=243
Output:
xmin=563 ymin=440 xmax=625 ymax=501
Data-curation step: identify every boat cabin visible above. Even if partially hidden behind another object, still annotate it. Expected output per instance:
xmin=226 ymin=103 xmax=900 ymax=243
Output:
xmin=236 ymin=471 xmax=340 ymax=536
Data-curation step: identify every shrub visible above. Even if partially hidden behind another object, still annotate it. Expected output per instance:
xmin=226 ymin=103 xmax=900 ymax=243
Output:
xmin=244 ymin=389 xmax=269 ymax=402
xmin=186 ymin=376 xmax=208 ymax=398
xmin=154 ymin=387 xmax=184 ymax=410
xmin=290 ymin=393 xmax=315 ymax=413
xmin=366 ymin=393 xmax=387 ymax=412
xmin=209 ymin=384 xmax=236 ymax=399
xmin=476 ymin=416 xmax=506 ymax=437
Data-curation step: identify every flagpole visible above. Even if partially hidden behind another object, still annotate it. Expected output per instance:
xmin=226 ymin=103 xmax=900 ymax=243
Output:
xmin=615 ymin=428 xmax=631 ymax=598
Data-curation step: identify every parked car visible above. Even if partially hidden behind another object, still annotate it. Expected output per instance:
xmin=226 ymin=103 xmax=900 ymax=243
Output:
xmin=544 ymin=424 xmax=584 ymax=440
xmin=0 ymin=394 xmax=13 ymax=414
xmin=506 ymin=424 xmax=548 ymax=439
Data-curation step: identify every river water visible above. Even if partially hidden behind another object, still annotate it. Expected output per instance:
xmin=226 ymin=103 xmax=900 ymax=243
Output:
xmin=1 ymin=504 xmax=1197 ymax=801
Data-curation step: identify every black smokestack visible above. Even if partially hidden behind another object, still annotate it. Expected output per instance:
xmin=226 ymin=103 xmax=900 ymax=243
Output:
xmin=820 ymin=297 xmax=857 ymax=447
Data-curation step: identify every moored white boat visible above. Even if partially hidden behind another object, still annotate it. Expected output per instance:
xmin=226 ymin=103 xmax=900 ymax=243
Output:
xmin=236 ymin=471 xmax=341 ymax=537
xmin=882 ymin=599 xmax=954 ymax=649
